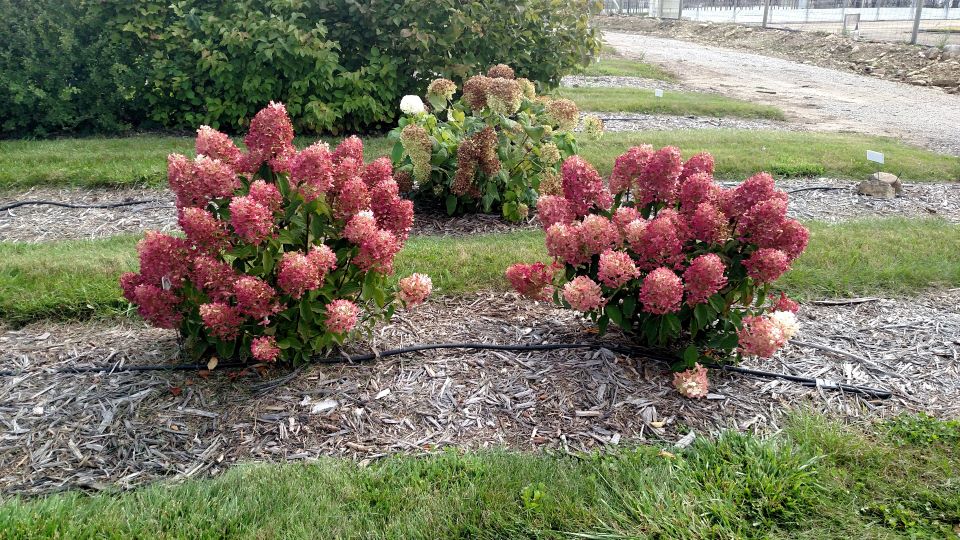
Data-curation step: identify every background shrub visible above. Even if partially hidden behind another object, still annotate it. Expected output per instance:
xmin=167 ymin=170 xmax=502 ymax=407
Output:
xmin=0 ymin=0 xmax=602 ymax=137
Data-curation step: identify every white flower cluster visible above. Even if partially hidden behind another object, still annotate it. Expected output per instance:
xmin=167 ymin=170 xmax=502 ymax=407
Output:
xmin=770 ymin=310 xmax=800 ymax=340
xmin=400 ymin=95 xmax=425 ymax=115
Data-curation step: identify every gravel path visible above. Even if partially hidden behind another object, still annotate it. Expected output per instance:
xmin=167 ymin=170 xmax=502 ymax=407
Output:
xmin=2 ymin=290 xmax=957 ymax=494
xmin=588 ymin=110 xmax=803 ymax=133
xmin=603 ymin=32 xmax=960 ymax=156
xmin=2 ymin=181 xmax=958 ymax=243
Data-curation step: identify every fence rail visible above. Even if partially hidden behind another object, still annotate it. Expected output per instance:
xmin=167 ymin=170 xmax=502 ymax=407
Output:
xmin=602 ymin=0 xmax=960 ymax=45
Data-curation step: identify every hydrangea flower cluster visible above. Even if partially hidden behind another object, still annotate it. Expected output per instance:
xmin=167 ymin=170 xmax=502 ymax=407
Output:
xmin=121 ymin=103 xmax=430 ymax=365
xmin=390 ymin=63 xmax=594 ymax=223
xmin=507 ymin=148 xmax=810 ymax=398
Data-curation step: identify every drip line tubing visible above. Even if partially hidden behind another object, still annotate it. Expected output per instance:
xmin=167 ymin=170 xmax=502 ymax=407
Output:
xmin=0 ymin=341 xmax=892 ymax=399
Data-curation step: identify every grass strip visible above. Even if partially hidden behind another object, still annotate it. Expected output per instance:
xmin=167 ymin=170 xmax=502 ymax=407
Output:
xmin=0 ymin=413 xmax=957 ymax=539
xmin=2 ymin=130 xmax=955 ymax=191
xmin=1 ymin=219 xmax=957 ymax=325
xmin=578 ymin=56 xmax=677 ymax=81
xmin=556 ymin=86 xmax=787 ymax=120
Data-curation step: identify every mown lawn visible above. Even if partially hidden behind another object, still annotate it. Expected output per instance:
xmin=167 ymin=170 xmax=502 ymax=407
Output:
xmin=556 ymin=86 xmax=787 ymax=120
xmin=1 ymin=413 xmax=957 ymax=539
xmin=578 ymin=56 xmax=677 ymax=81
xmin=1 ymin=130 xmax=957 ymax=190
xmin=1 ymin=218 xmax=957 ymax=325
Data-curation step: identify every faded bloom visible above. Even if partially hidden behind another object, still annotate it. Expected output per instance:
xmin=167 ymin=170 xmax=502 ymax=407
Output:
xmin=506 ymin=262 xmax=557 ymax=301
xmin=598 ymin=250 xmax=640 ymax=288
xmin=325 ymin=299 xmax=359 ymax=334
xmin=427 ymin=78 xmax=457 ymax=102
xmin=538 ymin=169 xmax=562 ymax=196
xmin=673 ymin=364 xmax=709 ymax=399
xmin=487 ymin=63 xmax=516 ymax=79
xmin=463 ymin=75 xmax=492 ymax=111
xmin=199 ymin=302 xmax=244 ymax=341
xmin=545 ymin=99 xmax=579 ymax=131
xmin=251 ymin=336 xmax=281 ymax=362
xmin=582 ymin=114 xmax=604 ymax=141
xmin=683 ymin=253 xmax=727 ymax=305
xmin=737 ymin=314 xmax=787 ymax=358
xmin=400 ymin=95 xmax=426 ymax=115
xmin=516 ymin=77 xmax=536 ymax=99
xmin=639 ymin=267 xmax=683 ymax=315
xmin=398 ymin=273 xmax=433 ymax=307
xmin=540 ymin=143 xmax=561 ymax=166
xmin=394 ymin=169 xmax=414 ymax=193
xmin=562 ymin=276 xmax=605 ymax=312
xmin=487 ymin=78 xmax=522 ymax=115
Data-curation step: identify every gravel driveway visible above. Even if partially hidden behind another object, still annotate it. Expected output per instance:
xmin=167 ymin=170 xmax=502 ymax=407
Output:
xmin=603 ymin=32 xmax=960 ymax=156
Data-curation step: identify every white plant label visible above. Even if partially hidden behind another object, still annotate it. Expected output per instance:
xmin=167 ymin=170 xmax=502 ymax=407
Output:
xmin=866 ymin=150 xmax=884 ymax=164
xmin=654 ymin=89 xmax=664 ymax=98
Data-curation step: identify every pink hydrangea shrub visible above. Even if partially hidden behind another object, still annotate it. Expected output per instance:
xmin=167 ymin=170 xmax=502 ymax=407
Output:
xmin=121 ymin=103 xmax=430 ymax=364
xmin=511 ymin=150 xmax=810 ymax=397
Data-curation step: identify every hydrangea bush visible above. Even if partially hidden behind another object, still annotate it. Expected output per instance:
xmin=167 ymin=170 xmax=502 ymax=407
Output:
xmin=506 ymin=148 xmax=809 ymax=397
xmin=389 ymin=64 xmax=604 ymax=222
xmin=121 ymin=103 xmax=431 ymax=364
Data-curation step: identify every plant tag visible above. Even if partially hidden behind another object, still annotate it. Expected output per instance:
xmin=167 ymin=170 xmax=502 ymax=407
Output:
xmin=866 ymin=150 xmax=884 ymax=164
xmin=654 ymin=88 xmax=664 ymax=98
xmin=161 ymin=276 xmax=172 ymax=291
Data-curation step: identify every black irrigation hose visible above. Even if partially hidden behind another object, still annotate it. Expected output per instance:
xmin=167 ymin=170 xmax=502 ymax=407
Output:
xmin=0 ymin=199 xmax=163 ymax=213
xmin=0 ymin=342 xmax=893 ymax=399
xmin=785 ymin=186 xmax=848 ymax=194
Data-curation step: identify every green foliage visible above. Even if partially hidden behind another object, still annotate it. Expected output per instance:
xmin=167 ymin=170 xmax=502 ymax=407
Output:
xmin=885 ymin=412 xmax=960 ymax=446
xmin=390 ymin=68 xmax=586 ymax=222
xmin=1 ymin=0 xmax=602 ymax=137
xmin=0 ymin=0 xmax=145 ymax=136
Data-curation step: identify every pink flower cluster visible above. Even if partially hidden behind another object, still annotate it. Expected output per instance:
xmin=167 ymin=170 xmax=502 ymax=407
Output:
xmin=514 ymin=148 xmax=812 ymax=397
xmin=505 ymin=262 xmax=558 ymax=301
xmin=673 ymin=363 xmax=709 ymax=399
xmin=122 ymin=103 xmax=429 ymax=365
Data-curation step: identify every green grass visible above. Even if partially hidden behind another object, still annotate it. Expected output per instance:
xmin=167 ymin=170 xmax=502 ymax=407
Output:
xmin=589 ymin=131 xmax=960 ymax=182
xmin=1 ymin=219 xmax=957 ymax=325
xmin=0 ymin=135 xmax=393 ymax=190
xmin=579 ymin=56 xmax=677 ymax=81
xmin=1 ymin=413 xmax=957 ymax=538
xmin=2 ymin=130 xmax=955 ymax=190
xmin=555 ymin=86 xmax=787 ymax=120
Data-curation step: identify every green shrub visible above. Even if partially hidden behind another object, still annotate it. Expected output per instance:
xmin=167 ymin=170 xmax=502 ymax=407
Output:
xmin=0 ymin=0 xmax=602 ymax=137
xmin=390 ymin=66 xmax=603 ymax=222
xmin=0 ymin=0 xmax=145 ymax=136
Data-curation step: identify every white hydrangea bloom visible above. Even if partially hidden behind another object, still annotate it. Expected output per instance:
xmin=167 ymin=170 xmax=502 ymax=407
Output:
xmin=769 ymin=310 xmax=800 ymax=341
xmin=400 ymin=95 xmax=426 ymax=115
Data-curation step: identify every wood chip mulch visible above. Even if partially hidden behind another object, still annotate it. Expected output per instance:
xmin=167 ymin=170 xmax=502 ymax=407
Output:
xmin=2 ymin=290 xmax=957 ymax=496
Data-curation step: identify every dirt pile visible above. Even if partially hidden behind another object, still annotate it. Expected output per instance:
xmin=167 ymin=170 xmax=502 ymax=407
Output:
xmin=597 ymin=17 xmax=960 ymax=93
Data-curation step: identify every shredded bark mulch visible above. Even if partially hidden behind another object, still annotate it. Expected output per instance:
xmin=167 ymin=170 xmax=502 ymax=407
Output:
xmin=2 ymin=290 xmax=957 ymax=495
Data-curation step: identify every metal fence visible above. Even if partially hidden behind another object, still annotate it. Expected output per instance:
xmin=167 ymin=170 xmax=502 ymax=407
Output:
xmin=602 ymin=0 xmax=960 ymax=45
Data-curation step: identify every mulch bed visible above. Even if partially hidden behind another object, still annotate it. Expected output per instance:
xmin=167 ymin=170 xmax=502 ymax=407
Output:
xmin=2 ymin=290 xmax=957 ymax=495
xmin=2 ymin=182 xmax=957 ymax=243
